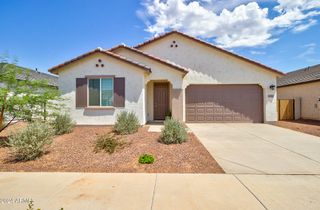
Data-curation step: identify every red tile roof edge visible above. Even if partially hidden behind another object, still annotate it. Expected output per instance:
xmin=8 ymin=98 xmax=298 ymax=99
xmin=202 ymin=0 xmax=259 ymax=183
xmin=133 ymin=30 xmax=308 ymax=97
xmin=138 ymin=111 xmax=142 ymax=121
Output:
xmin=109 ymin=44 xmax=188 ymax=74
xmin=48 ymin=48 xmax=152 ymax=74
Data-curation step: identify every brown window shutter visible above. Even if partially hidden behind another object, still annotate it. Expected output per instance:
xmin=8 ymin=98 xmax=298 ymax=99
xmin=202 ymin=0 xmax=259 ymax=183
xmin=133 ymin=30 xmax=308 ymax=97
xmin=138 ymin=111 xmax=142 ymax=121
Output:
xmin=114 ymin=77 xmax=125 ymax=107
xmin=76 ymin=78 xmax=87 ymax=108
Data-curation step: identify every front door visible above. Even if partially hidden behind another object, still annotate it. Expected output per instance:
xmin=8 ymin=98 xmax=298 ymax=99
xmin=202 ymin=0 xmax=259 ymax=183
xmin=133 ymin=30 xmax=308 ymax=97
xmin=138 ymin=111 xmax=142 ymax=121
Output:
xmin=154 ymin=83 xmax=169 ymax=120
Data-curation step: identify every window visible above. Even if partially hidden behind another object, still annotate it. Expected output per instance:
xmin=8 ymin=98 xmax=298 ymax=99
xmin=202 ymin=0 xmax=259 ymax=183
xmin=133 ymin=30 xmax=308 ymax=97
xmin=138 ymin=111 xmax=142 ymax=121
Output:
xmin=88 ymin=78 xmax=114 ymax=106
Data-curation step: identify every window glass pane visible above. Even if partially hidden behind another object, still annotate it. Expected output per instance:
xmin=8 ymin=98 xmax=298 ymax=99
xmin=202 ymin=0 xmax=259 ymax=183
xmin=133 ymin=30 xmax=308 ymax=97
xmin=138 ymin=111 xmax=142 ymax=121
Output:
xmin=89 ymin=79 xmax=100 ymax=106
xmin=101 ymin=78 xmax=113 ymax=106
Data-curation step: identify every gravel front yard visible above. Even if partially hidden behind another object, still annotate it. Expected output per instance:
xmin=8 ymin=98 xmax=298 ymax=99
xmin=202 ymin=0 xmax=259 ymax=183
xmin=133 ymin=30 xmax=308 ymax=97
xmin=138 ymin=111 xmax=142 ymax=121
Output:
xmin=275 ymin=120 xmax=320 ymax=137
xmin=0 ymin=124 xmax=224 ymax=173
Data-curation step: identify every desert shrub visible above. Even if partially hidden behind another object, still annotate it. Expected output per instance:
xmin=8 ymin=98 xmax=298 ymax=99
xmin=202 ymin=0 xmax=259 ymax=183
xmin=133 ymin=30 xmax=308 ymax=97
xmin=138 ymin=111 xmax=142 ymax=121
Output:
xmin=7 ymin=122 xmax=54 ymax=161
xmin=51 ymin=113 xmax=75 ymax=135
xmin=160 ymin=118 xmax=188 ymax=144
xmin=114 ymin=111 xmax=140 ymax=135
xmin=138 ymin=154 xmax=155 ymax=164
xmin=0 ymin=138 xmax=8 ymax=148
xmin=94 ymin=133 xmax=125 ymax=154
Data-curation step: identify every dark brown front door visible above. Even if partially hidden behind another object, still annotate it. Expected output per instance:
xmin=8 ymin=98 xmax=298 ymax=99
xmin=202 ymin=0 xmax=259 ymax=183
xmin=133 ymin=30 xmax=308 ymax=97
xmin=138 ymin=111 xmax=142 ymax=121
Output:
xmin=154 ymin=83 xmax=169 ymax=120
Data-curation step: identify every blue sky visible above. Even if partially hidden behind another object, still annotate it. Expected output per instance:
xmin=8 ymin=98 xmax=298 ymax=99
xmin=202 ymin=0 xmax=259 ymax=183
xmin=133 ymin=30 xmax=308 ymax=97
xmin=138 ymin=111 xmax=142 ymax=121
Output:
xmin=0 ymin=0 xmax=319 ymax=73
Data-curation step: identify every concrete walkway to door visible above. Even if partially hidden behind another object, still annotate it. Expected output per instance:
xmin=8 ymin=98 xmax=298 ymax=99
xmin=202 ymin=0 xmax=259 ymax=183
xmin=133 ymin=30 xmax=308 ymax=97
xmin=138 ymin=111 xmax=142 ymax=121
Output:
xmin=187 ymin=123 xmax=320 ymax=174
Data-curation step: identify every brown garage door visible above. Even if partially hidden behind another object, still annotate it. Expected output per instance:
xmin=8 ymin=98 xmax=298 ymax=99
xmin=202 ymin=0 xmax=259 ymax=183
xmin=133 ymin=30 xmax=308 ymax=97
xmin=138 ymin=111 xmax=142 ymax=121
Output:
xmin=186 ymin=85 xmax=263 ymax=123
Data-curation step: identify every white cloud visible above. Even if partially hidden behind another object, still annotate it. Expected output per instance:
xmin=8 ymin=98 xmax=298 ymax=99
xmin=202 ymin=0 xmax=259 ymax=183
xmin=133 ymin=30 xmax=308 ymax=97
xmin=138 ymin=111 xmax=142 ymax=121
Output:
xmin=139 ymin=0 xmax=320 ymax=48
xmin=192 ymin=0 xmax=272 ymax=11
xmin=250 ymin=50 xmax=266 ymax=55
xmin=292 ymin=19 xmax=317 ymax=33
xmin=299 ymin=43 xmax=316 ymax=57
xmin=275 ymin=0 xmax=320 ymax=13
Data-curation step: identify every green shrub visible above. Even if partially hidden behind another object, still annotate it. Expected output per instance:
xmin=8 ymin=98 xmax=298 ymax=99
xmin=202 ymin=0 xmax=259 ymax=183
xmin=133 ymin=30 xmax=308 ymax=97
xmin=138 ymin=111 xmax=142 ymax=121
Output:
xmin=94 ymin=133 xmax=125 ymax=154
xmin=7 ymin=122 xmax=54 ymax=161
xmin=51 ymin=113 xmax=75 ymax=135
xmin=160 ymin=118 xmax=188 ymax=144
xmin=114 ymin=111 xmax=140 ymax=135
xmin=138 ymin=154 xmax=155 ymax=164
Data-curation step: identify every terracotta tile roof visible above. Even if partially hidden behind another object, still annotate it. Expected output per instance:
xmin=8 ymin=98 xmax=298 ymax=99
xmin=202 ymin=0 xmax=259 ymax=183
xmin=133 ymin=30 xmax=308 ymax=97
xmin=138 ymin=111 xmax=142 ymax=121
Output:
xmin=134 ymin=31 xmax=284 ymax=76
xmin=109 ymin=44 xmax=189 ymax=74
xmin=48 ymin=48 xmax=151 ymax=74
xmin=277 ymin=64 xmax=320 ymax=87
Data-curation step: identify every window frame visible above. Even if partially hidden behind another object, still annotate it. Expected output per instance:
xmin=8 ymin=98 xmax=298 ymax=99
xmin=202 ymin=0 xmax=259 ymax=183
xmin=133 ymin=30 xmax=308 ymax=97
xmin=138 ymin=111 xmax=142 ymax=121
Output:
xmin=87 ymin=76 xmax=114 ymax=107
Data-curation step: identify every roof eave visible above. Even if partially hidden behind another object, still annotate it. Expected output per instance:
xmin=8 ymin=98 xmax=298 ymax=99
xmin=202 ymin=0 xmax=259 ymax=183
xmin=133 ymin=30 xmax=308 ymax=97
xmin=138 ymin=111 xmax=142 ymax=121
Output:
xmin=109 ymin=45 xmax=189 ymax=74
xmin=48 ymin=48 xmax=152 ymax=75
xmin=278 ymin=78 xmax=320 ymax=88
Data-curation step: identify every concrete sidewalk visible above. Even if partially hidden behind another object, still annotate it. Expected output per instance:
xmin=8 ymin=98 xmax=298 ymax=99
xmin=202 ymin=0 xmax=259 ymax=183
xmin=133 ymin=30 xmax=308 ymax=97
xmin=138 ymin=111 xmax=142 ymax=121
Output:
xmin=0 ymin=173 xmax=320 ymax=210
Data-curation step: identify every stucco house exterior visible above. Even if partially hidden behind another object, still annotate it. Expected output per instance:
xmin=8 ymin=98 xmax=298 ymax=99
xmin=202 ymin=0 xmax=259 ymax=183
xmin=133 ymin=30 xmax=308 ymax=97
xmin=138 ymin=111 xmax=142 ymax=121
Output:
xmin=278 ymin=64 xmax=320 ymax=121
xmin=48 ymin=31 xmax=283 ymax=125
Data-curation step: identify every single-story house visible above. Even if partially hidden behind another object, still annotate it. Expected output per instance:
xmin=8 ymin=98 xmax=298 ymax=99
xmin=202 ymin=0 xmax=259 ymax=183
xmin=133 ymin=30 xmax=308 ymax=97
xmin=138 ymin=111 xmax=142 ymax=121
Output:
xmin=278 ymin=64 xmax=320 ymax=121
xmin=0 ymin=63 xmax=58 ymax=88
xmin=48 ymin=31 xmax=284 ymax=125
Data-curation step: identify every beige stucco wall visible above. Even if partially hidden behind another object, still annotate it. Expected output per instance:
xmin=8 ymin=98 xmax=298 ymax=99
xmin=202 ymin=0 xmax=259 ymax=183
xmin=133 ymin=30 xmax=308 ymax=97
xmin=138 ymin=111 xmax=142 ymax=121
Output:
xmin=138 ymin=33 xmax=279 ymax=122
xmin=278 ymin=82 xmax=320 ymax=120
xmin=58 ymin=52 xmax=146 ymax=125
xmin=171 ymin=89 xmax=183 ymax=121
xmin=113 ymin=48 xmax=184 ymax=88
xmin=114 ymin=48 xmax=184 ymax=121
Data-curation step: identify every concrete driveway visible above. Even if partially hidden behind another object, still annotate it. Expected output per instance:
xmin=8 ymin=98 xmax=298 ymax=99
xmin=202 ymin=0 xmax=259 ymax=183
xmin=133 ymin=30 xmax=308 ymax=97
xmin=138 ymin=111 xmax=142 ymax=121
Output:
xmin=187 ymin=123 xmax=320 ymax=174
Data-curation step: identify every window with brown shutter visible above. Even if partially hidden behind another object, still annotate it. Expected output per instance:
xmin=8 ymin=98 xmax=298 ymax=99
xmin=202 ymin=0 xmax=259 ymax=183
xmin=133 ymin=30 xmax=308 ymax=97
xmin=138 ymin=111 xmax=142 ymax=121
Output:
xmin=114 ymin=77 xmax=125 ymax=107
xmin=76 ymin=78 xmax=88 ymax=108
xmin=76 ymin=77 xmax=125 ymax=108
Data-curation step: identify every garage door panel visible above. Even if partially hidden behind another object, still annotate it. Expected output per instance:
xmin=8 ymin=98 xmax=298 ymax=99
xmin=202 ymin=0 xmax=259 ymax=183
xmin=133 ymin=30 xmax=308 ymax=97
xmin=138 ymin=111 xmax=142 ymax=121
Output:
xmin=205 ymin=102 xmax=214 ymax=107
xmin=197 ymin=108 xmax=205 ymax=113
xmin=233 ymin=115 xmax=243 ymax=121
xmin=197 ymin=115 xmax=205 ymax=121
xmin=187 ymin=108 xmax=195 ymax=114
xmin=214 ymin=107 xmax=223 ymax=114
xmin=206 ymin=115 xmax=214 ymax=121
xmin=187 ymin=114 xmax=196 ymax=121
xmin=214 ymin=115 xmax=223 ymax=121
xmin=206 ymin=108 xmax=214 ymax=114
xmin=186 ymin=85 xmax=263 ymax=123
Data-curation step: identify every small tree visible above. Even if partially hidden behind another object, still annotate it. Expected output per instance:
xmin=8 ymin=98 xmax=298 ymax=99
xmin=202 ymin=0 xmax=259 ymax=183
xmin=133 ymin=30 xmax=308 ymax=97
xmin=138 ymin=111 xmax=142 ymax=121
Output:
xmin=0 ymin=55 xmax=63 ymax=133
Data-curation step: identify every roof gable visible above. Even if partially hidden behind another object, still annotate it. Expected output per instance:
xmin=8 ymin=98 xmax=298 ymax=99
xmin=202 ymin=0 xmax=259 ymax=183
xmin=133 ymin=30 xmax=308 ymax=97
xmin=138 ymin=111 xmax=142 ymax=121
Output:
xmin=135 ymin=31 xmax=284 ymax=76
xmin=109 ymin=45 xmax=188 ymax=74
xmin=48 ymin=48 xmax=151 ymax=74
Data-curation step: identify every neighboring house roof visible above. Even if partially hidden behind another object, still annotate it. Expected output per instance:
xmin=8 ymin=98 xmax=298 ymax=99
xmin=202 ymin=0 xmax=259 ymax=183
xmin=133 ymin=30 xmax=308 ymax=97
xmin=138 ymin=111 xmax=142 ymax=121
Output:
xmin=48 ymin=48 xmax=152 ymax=74
xmin=0 ymin=63 xmax=58 ymax=87
xmin=134 ymin=31 xmax=284 ymax=76
xmin=109 ymin=44 xmax=189 ymax=74
xmin=277 ymin=64 xmax=320 ymax=87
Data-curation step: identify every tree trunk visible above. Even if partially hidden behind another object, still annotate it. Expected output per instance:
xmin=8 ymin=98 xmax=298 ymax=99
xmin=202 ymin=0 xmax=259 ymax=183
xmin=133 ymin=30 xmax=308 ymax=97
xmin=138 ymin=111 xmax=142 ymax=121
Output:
xmin=0 ymin=95 xmax=6 ymax=127
xmin=43 ymin=102 xmax=47 ymax=121
xmin=0 ymin=116 xmax=15 ymax=133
